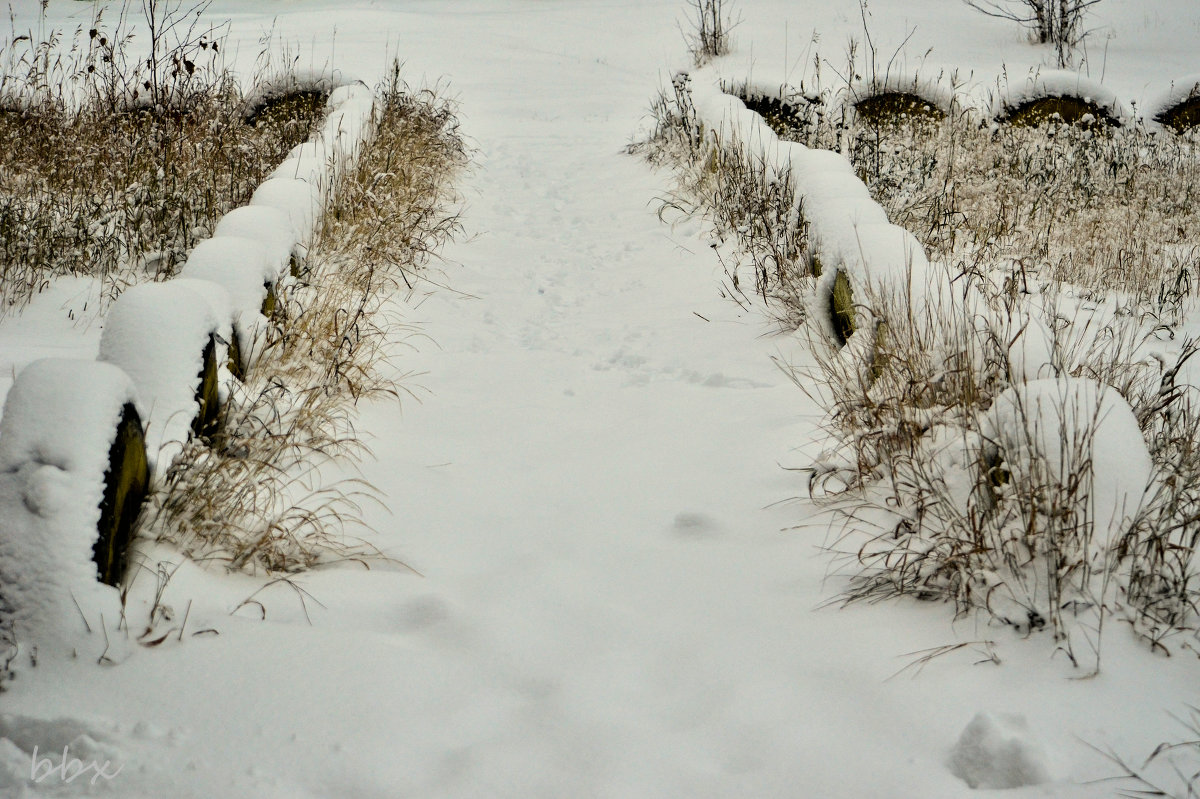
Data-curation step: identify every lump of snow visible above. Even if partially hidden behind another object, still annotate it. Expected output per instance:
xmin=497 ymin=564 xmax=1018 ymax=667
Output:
xmin=251 ymin=178 xmax=324 ymax=244
xmin=213 ymin=206 xmax=298 ymax=279
xmin=983 ymin=377 xmax=1151 ymax=551
xmin=948 ymin=712 xmax=1051 ymax=790
xmin=327 ymin=81 xmax=372 ymax=109
xmin=97 ymin=281 xmax=221 ymax=468
xmin=270 ymin=154 xmax=332 ymax=197
xmin=0 ymin=359 xmax=136 ymax=654
xmin=179 ymin=236 xmax=276 ymax=318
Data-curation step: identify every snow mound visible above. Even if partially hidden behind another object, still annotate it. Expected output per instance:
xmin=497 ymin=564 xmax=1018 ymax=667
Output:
xmin=241 ymin=66 xmax=358 ymax=121
xmin=983 ymin=377 xmax=1151 ymax=551
xmin=212 ymin=205 xmax=297 ymax=279
xmin=0 ymin=359 xmax=134 ymax=655
xmin=97 ymin=281 xmax=220 ymax=467
xmin=250 ymin=177 xmax=324 ymax=244
xmin=178 ymin=236 xmax=275 ymax=319
xmin=1144 ymin=73 xmax=1200 ymax=130
xmin=948 ymin=712 xmax=1051 ymax=790
xmin=990 ymin=68 xmax=1128 ymax=123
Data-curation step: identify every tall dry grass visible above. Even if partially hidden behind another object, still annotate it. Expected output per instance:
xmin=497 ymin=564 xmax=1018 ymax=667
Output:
xmin=141 ymin=65 xmax=467 ymax=574
xmin=0 ymin=2 xmax=326 ymax=312
xmin=644 ymin=66 xmax=1200 ymax=666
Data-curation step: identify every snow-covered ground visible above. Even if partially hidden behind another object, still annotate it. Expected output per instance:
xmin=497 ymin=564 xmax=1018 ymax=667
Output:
xmin=3 ymin=1 xmax=1200 ymax=796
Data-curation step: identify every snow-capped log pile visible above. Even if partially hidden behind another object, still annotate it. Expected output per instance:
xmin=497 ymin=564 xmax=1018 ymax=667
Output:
xmin=841 ymin=68 xmax=972 ymax=126
xmin=240 ymin=66 xmax=353 ymax=123
xmin=176 ymin=236 xmax=280 ymax=378
xmin=212 ymin=204 xmax=299 ymax=280
xmin=0 ymin=71 xmax=376 ymax=666
xmin=98 ymin=280 xmax=228 ymax=467
xmin=721 ymin=78 xmax=825 ymax=137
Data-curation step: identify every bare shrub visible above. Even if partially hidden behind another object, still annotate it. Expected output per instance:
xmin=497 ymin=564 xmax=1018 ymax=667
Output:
xmin=684 ymin=0 xmax=738 ymax=66
xmin=962 ymin=0 xmax=1103 ymax=67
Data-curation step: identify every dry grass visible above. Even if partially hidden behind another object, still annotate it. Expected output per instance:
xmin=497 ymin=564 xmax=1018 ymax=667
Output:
xmin=646 ymin=67 xmax=1200 ymax=665
xmin=0 ymin=4 xmax=326 ymax=312
xmin=637 ymin=73 xmax=811 ymax=325
xmin=141 ymin=65 xmax=467 ymax=574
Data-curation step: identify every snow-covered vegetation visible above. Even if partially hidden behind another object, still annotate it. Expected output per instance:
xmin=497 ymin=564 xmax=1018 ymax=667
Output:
xmin=2 ymin=0 xmax=1200 ymax=796
xmin=0 ymin=2 xmax=326 ymax=312
xmin=144 ymin=72 xmax=466 ymax=574
xmin=642 ymin=16 xmax=1200 ymax=672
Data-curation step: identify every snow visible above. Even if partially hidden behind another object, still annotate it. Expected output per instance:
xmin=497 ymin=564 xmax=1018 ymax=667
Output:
xmin=983 ymin=377 xmax=1152 ymax=551
xmin=1 ymin=0 xmax=1199 ymax=797
xmin=212 ymin=205 xmax=298 ymax=279
xmin=96 ymin=281 xmax=221 ymax=468
xmin=0 ymin=359 xmax=134 ymax=658
xmin=250 ymin=177 xmax=324 ymax=244
xmin=988 ymin=68 xmax=1130 ymax=122
xmin=948 ymin=712 xmax=1053 ymax=790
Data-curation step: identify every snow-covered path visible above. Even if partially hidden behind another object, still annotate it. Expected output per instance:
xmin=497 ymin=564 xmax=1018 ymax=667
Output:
xmin=6 ymin=2 xmax=1200 ymax=797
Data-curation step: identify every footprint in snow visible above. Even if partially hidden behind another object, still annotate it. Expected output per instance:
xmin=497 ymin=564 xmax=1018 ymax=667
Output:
xmin=672 ymin=512 xmax=720 ymax=539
